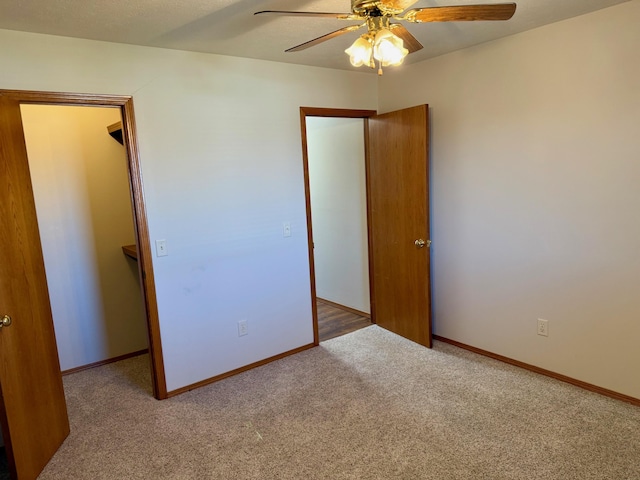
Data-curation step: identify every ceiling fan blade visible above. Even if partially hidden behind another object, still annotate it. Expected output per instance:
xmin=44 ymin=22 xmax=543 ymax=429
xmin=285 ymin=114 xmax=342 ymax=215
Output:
xmin=403 ymin=3 xmax=516 ymax=23
xmin=389 ymin=24 xmax=423 ymax=53
xmin=285 ymin=24 xmax=365 ymax=52
xmin=376 ymin=0 xmax=421 ymax=13
xmin=254 ymin=10 xmax=359 ymax=20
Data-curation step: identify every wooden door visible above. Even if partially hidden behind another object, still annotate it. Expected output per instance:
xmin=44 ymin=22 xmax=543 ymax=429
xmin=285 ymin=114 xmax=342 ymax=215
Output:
xmin=367 ymin=104 xmax=432 ymax=347
xmin=0 ymin=95 xmax=70 ymax=479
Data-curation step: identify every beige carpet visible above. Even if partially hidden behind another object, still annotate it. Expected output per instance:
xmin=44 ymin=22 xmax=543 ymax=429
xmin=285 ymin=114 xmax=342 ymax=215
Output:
xmin=39 ymin=326 xmax=639 ymax=479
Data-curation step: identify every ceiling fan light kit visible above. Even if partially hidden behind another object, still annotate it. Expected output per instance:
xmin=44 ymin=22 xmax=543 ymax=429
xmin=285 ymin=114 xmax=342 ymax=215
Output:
xmin=345 ymin=29 xmax=409 ymax=75
xmin=345 ymin=16 xmax=409 ymax=74
xmin=255 ymin=1 xmax=516 ymax=74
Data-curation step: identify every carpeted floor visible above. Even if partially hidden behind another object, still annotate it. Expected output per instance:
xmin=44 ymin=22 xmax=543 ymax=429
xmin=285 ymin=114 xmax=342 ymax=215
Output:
xmin=38 ymin=326 xmax=640 ymax=479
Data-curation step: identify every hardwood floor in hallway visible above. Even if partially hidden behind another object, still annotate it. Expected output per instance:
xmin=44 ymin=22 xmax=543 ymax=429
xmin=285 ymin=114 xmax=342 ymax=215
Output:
xmin=317 ymin=298 xmax=372 ymax=342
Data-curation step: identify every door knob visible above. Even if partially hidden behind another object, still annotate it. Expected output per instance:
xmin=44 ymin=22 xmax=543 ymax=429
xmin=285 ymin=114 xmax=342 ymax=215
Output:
xmin=0 ymin=315 xmax=12 ymax=328
xmin=414 ymin=239 xmax=431 ymax=248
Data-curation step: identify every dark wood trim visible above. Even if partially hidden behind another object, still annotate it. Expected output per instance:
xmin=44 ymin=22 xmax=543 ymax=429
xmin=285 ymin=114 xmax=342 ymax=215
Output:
xmin=0 ymin=90 xmax=133 ymax=106
xmin=300 ymin=107 xmax=376 ymax=118
xmin=424 ymin=105 xmax=433 ymax=347
xmin=166 ymin=343 xmax=316 ymax=398
xmin=61 ymin=349 xmax=148 ymax=376
xmin=434 ymin=335 xmax=640 ymax=407
xmin=317 ymin=297 xmax=370 ymax=319
xmin=0 ymin=89 xmax=167 ymax=400
xmin=121 ymin=98 xmax=167 ymax=399
xmin=299 ymin=110 xmax=319 ymax=346
xmin=299 ymin=107 xmax=377 ymax=346
xmin=363 ymin=117 xmax=377 ymax=325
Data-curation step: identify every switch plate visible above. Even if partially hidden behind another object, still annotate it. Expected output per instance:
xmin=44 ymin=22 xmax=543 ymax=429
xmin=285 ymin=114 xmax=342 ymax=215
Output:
xmin=155 ymin=239 xmax=168 ymax=257
xmin=238 ymin=320 xmax=248 ymax=337
xmin=537 ymin=318 xmax=548 ymax=337
xmin=283 ymin=222 xmax=291 ymax=238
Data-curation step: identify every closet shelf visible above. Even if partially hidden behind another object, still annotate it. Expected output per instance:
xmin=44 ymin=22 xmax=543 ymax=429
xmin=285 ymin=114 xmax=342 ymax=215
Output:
xmin=107 ymin=122 xmax=124 ymax=145
xmin=122 ymin=244 xmax=137 ymax=260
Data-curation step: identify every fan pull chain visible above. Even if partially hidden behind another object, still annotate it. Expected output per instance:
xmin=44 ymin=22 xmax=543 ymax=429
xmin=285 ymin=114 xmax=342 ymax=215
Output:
xmin=378 ymin=60 xmax=383 ymax=76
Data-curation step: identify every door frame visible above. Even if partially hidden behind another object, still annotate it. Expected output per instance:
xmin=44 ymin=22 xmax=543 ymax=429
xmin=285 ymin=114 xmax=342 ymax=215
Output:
xmin=1 ymin=89 xmax=167 ymax=399
xmin=299 ymin=107 xmax=377 ymax=345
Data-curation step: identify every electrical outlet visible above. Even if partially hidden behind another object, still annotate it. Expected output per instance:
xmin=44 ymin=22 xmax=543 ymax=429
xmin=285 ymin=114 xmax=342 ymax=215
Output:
xmin=537 ymin=318 xmax=549 ymax=337
xmin=238 ymin=320 xmax=248 ymax=337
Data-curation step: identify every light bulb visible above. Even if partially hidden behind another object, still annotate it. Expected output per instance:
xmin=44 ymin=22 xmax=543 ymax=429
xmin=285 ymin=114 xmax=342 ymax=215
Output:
xmin=373 ymin=29 xmax=408 ymax=67
xmin=345 ymin=36 xmax=373 ymax=67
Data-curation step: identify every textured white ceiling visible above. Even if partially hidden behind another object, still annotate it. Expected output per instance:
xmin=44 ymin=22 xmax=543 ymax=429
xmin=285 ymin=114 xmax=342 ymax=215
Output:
xmin=0 ymin=0 xmax=631 ymax=72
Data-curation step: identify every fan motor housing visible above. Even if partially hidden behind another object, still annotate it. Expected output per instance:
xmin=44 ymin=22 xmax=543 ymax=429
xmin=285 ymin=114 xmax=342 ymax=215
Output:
xmin=352 ymin=0 xmax=403 ymax=16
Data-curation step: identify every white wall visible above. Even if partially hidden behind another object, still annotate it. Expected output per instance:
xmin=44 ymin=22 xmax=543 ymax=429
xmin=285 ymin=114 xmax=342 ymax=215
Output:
xmin=379 ymin=1 xmax=640 ymax=399
xmin=307 ymin=117 xmax=370 ymax=313
xmin=21 ymin=105 xmax=148 ymax=371
xmin=0 ymin=30 xmax=378 ymax=392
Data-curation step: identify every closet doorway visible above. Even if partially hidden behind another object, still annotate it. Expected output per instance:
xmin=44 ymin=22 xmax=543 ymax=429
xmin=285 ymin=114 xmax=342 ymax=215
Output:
xmin=0 ymin=90 xmax=165 ymax=480
xmin=21 ymin=104 xmax=149 ymax=375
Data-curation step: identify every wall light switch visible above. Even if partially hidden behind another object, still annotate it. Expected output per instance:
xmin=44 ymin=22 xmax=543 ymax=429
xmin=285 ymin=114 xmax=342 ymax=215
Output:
xmin=238 ymin=320 xmax=248 ymax=337
xmin=155 ymin=239 xmax=168 ymax=257
xmin=283 ymin=222 xmax=291 ymax=238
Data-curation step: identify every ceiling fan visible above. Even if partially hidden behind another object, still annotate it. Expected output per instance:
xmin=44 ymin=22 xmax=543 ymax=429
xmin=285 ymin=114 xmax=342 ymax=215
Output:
xmin=255 ymin=1 xmax=516 ymax=74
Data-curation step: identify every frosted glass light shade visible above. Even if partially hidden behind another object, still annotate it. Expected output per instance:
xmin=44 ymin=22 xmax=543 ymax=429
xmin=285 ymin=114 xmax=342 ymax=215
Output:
xmin=373 ymin=29 xmax=408 ymax=66
xmin=345 ymin=36 xmax=373 ymax=67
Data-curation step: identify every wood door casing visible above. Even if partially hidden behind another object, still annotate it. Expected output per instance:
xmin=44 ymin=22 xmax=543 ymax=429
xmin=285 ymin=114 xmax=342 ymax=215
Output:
xmin=299 ymin=107 xmax=377 ymax=345
xmin=0 ymin=95 xmax=70 ymax=480
xmin=0 ymin=89 xmax=166 ymax=400
xmin=300 ymin=105 xmax=431 ymax=347
xmin=367 ymin=105 xmax=432 ymax=347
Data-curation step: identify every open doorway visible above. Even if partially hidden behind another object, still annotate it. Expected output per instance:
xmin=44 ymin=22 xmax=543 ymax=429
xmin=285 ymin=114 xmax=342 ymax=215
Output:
xmin=299 ymin=108 xmax=376 ymax=343
xmin=20 ymin=104 xmax=150 ymax=375
xmin=305 ymin=116 xmax=372 ymax=341
xmin=300 ymin=105 xmax=433 ymax=348
xmin=3 ymin=91 xmax=165 ymax=399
